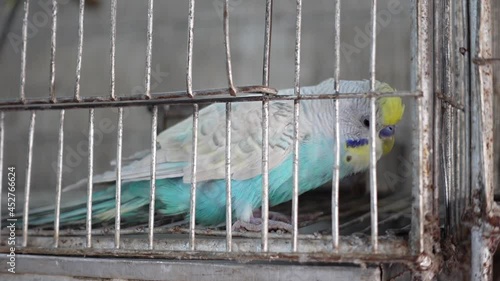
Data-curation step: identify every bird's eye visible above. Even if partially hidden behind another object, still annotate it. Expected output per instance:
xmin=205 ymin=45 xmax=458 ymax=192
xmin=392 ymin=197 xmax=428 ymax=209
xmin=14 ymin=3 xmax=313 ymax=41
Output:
xmin=363 ymin=119 xmax=370 ymax=127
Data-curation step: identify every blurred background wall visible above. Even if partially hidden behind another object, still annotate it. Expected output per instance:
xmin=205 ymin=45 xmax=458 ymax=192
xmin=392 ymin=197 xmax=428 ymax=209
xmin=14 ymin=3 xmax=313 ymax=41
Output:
xmin=0 ymin=0 xmax=414 ymax=208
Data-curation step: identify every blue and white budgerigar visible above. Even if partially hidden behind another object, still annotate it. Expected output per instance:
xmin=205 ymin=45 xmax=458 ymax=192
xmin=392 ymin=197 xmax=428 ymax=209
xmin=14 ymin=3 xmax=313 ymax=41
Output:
xmin=26 ymin=78 xmax=404 ymax=231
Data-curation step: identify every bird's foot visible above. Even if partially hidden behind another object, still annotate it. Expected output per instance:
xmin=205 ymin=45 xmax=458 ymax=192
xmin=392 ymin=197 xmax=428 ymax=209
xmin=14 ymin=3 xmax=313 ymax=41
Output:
xmin=232 ymin=217 xmax=293 ymax=233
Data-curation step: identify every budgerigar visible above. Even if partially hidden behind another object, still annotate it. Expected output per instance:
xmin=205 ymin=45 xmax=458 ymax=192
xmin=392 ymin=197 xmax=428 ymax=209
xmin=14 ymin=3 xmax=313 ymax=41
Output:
xmin=26 ymin=78 xmax=404 ymax=231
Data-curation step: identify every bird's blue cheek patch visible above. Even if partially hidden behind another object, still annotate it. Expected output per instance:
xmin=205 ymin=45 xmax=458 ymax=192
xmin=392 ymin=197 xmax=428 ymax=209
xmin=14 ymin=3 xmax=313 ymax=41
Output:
xmin=346 ymin=138 xmax=369 ymax=148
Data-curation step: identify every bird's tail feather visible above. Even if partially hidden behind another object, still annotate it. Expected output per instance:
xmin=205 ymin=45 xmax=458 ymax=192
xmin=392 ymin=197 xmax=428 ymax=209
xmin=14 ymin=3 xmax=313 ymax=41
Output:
xmin=18 ymin=181 xmax=152 ymax=228
xmin=16 ymin=178 xmax=192 ymax=228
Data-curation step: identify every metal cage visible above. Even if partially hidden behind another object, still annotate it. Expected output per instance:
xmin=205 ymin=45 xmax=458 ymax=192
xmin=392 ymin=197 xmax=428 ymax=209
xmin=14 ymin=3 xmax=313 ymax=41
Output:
xmin=0 ymin=0 xmax=497 ymax=280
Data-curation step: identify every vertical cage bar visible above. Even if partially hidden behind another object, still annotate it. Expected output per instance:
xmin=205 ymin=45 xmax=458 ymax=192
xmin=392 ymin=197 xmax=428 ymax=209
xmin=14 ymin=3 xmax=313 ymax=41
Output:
xmin=469 ymin=0 xmax=494 ymax=278
xmin=22 ymin=111 xmax=36 ymax=247
xmin=368 ymin=0 xmax=378 ymax=252
xmin=186 ymin=0 xmax=195 ymax=97
xmin=444 ymin=0 xmax=457 ymax=233
xmin=493 ymin=0 xmax=500 ymax=209
xmin=433 ymin=0 xmax=444 ymax=235
xmin=369 ymin=0 xmax=377 ymax=91
xmin=411 ymin=0 xmax=435 ymax=261
xmin=53 ymin=110 xmax=65 ymax=247
xmin=453 ymin=16 xmax=466 ymax=234
xmin=86 ymin=109 xmax=94 ymax=248
xmin=291 ymin=0 xmax=302 ymax=252
xmin=19 ymin=0 xmax=30 ymax=101
xmin=433 ymin=99 xmax=442 ymax=232
xmin=368 ymin=97 xmax=378 ymax=252
xmin=471 ymin=226 xmax=493 ymax=280
xmin=0 ymin=112 xmax=4 ymax=240
xmin=144 ymin=0 xmax=154 ymax=98
xmin=115 ymin=107 xmax=123 ymax=248
xmin=223 ymin=0 xmax=236 ymax=96
xmin=261 ymin=100 xmax=270 ymax=252
xmin=415 ymin=96 xmax=425 ymax=252
xmin=331 ymin=0 xmax=341 ymax=252
xmin=148 ymin=106 xmax=158 ymax=250
xmin=458 ymin=108 xmax=467 ymax=231
xmin=145 ymin=0 xmax=156 ymax=249
xmin=49 ymin=0 xmax=57 ymax=102
xmin=223 ymin=0 xmax=234 ymax=250
xmin=111 ymin=0 xmax=120 ymax=248
xmin=457 ymin=0 xmax=471 ymax=234
xmin=472 ymin=0 xmax=494 ymax=213
xmin=189 ymin=104 xmax=199 ymax=251
xmin=445 ymin=106 xmax=452 ymax=231
xmin=442 ymin=121 xmax=450 ymax=233
xmin=225 ymin=102 xmax=232 ymax=252
xmin=262 ymin=0 xmax=273 ymax=86
xmin=291 ymin=106 xmax=300 ymax=251
xmin=260 ymin=0 xmax=273 ymax=253
xmin=455 ymin=109 xmax=463 ymax=231
xmin=74 ymin=0 xmax=85 ymax=100
xmin=450 ymin=107 xmax=458 ymax=231
xmin=110 ymin=0 xmax=117 ymax=100
xmin=469 ymin=1 xmax=482 ymax=216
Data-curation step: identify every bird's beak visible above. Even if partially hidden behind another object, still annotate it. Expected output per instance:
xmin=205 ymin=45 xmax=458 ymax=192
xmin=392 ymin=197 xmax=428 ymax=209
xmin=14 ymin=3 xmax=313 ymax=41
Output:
xmin=379 ymin=126 xmax=396 ymax=155
xmin=381 ymin=136 xmax=395 ymax=155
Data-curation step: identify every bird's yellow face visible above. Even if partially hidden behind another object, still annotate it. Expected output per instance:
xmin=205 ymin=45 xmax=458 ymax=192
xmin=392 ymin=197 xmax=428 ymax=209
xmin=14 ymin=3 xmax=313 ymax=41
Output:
xmin=342 ymin=93 xmax=405 ymax=173
xmin=378 ymin=96 xmax=405 ymax=156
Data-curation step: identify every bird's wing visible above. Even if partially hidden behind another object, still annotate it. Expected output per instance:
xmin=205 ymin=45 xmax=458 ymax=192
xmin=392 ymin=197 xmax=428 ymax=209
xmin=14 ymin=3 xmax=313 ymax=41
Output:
xmin=64 ymin=100 xmax=299 ymax=191
xmin=165 ymin=101 xmax=299 ymax=183
xmin=64 ymin=78 xmax=367 ymax=190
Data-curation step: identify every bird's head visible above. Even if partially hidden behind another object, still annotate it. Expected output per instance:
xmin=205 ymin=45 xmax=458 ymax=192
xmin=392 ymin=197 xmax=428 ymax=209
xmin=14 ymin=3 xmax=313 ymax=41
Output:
xmin=339 ymin=81 xmax=405 ymax=172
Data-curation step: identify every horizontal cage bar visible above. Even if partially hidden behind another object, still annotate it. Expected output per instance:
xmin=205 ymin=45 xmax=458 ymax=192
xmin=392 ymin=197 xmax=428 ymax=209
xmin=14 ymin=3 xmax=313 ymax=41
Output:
xmin=0 ymin=89 xmax=420 ymax=111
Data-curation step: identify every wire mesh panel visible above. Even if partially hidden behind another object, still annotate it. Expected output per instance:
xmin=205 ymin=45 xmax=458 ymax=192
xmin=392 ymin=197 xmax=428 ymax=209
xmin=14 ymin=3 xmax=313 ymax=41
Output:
xmin=0 ymin=0 xmax=446 ymax=280
xmin=494 ymin=0 xmax=500 ymax=206
xmin=435 ymin=0 xmax=470 ymax=241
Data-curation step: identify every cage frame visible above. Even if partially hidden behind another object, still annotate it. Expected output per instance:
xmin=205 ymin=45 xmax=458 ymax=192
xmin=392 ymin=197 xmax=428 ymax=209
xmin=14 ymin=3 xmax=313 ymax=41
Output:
xmin=0 ymin=0 xmax=496 ymax=279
